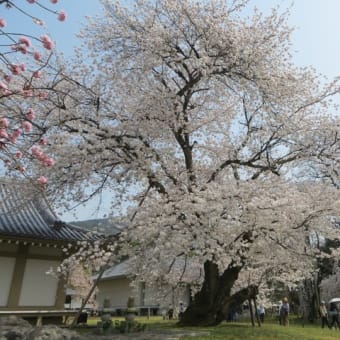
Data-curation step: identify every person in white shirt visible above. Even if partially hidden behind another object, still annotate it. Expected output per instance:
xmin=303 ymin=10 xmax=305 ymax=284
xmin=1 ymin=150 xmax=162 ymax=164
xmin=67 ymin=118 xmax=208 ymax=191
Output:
xmin=319 ymin=301 xmax=330 ymax=329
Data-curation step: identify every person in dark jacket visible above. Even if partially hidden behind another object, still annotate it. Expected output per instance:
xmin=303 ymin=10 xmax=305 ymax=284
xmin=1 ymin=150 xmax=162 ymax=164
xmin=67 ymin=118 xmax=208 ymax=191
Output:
xmin=329 ymin=302 xmax=340 ymax=329
xmin=279 ymin=298 xmax=289 ymax=326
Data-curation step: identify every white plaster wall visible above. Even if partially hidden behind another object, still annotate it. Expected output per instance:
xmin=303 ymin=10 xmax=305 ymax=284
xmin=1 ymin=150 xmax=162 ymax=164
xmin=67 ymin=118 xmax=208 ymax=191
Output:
xmin=18 ymin=259 xmax=59 ymax=306
xmin=96 ymin=278 xmax=190 ymax=311
xmin=97 ymin=278 xmax=134 ymax=309
xmin=0 ymin=257 xmax=15 ymax=306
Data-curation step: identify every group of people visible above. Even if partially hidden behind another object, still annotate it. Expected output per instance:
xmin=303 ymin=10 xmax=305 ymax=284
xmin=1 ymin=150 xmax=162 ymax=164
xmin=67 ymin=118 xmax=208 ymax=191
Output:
xmin=254 ymin=299 xmax=289 ymax=325
xmin=277 ymin=298 xmax=340 ymax=329
xmin=319 ymin=300 xmax=340 ymax=329
xmin=161 ymin=302 xmax=186 ymax=320
xmin=247 ymin=298 xmax=339 ymax=329
xmin=256 ymin=299 xmax=289 ymax=325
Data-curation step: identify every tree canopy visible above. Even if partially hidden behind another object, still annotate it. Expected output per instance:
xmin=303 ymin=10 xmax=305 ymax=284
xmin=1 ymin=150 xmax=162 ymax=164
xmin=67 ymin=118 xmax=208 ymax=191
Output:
xmin=3 ymin=0 xmax=340 ymax=326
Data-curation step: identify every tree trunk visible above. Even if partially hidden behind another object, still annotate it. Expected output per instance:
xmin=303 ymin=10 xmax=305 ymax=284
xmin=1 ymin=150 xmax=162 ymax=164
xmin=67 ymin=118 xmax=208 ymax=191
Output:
xmin=178 ymin=260 xmax=257 ymax=326
xmin=253 ymin=298 xmax=261 ymax=327
xmin=249 ymin=298 xmax=255 ymax=327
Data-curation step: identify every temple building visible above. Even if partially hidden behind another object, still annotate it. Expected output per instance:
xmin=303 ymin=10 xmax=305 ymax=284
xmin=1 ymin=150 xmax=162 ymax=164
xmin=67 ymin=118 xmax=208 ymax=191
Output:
xmin=0 ymin=179 xmax=95 ymax=324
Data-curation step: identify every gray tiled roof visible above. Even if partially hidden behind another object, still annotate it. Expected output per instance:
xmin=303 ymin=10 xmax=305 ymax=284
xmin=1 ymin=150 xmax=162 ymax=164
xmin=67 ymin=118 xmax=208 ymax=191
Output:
xmin=99 ymin=257 xmax=201 ymax=282
xmin=100 ymin=259 xmax=131 ymax=280
xmin=0 ymin=180 xmax=97 ymax=242
xmin=69 ymin=218 xmax=126 ymax=236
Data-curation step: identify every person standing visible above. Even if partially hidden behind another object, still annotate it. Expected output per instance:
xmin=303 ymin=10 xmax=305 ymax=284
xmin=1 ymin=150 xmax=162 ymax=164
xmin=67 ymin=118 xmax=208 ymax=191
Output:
xmin=167 ymin=305 xmax=174 ymax=320
xmin=279 ymin=298 xmax=290 ymax=326
xmin=329 ymin=302 xmax=340 ymax=329
xmin=178 ymin=301 xmax=185 ymax=320
xmin=257 ymin=305 xmax=265 ymax=323
xmin=319 ymin=301 xmax=330 ymax=329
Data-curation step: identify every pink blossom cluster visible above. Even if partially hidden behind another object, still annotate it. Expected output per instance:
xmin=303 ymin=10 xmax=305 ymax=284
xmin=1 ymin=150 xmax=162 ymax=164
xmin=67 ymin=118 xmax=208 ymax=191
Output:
xmin=11 ymin=36 xmax=32 ymax=54
xmin=0 ymin=109 xmax=45 ymax=145
xmin=0 ymin=117 xmax=23 ymax=145
xmin=0 ymin=108 xmax=55 ymax=185
xmin=41 ymin=34 xmax=54 ymax=50
xmin=58 ymin=11 xmax=67 ymax=22
xmin=37 ymin=176 xmax=48 ymax=185
xmin=31 ymin=145 xmax=55 ymax=167
xmin=10 ymin=63 xmax=26 ymax=75
xmin=10 ymin=128 xmax=22 ymax=144
xmin=1 ymin=71 xmax=50 ymax=99
xmin=0 ymin=1 xmax=66 ymax=187
xmin=0 ymin=0 xmax=67 ymax=91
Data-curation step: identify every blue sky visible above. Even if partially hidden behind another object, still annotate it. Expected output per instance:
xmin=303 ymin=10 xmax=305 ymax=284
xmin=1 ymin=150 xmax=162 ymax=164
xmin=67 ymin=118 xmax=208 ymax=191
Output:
xmin=3 ymin=0 xmax=340 ymax=221
xmin=254 ymin=0 xmax=340 ymax=78
xmin=4 ymin=0 xmax=338 ymax=77
xmin=4 ymin=0 xmax=339 ymax=77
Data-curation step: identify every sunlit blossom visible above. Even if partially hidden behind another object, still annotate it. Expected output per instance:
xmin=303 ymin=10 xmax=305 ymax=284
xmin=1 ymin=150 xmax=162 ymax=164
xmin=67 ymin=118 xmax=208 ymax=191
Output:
xmin=33 ymin=51 xmax=42 ymax=61
xmin=11 ymin=65 xmax=21 ymax=75
xmin=31 ymin=145 xmax=42 ymax=157
xmin=0 ymin=129 xmax=8 ymax=138
xmin=27 ymin=108 xmax=36 ymax=120
xmin=58 ymin=11 xmax=67 ymax=22
xmin=0 ymin=118 xmax=9 ymax=128
xmin=19 ymin=37 xmax=31 ymax=48
xmin=39 ymin=91 xmax=48 ymax=99
xmin=15 ymin=151 xmax=23 ymax=159
xmin=37 ymin=176 xmax=48 ymax=185
xmin=39 ymin=137 xmax=48 ymax=145
xmin=0 ymin=18 xmax=6 ymax=28
xmin=12 ymin=128 xmax=22 ymax=139
xmin=41 ymin=35 xmax=54 ymax=50
xmin=44 ymin=157 xmax=55 ymax=167
xmin=33 ymin=70 xmax=42 ymax=78
xmin=23 ymin=121 xmax=32 ymax=132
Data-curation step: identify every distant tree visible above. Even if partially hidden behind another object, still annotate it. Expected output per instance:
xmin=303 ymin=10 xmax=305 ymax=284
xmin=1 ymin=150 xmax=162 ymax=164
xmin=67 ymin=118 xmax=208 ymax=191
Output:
xmin=38 ymin=0 xmax=340 ymax=326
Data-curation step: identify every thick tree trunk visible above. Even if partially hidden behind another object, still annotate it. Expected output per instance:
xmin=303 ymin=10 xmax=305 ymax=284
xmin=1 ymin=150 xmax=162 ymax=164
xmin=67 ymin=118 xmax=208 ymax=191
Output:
xmin=178 ymin=260 xmax=257 ymax=326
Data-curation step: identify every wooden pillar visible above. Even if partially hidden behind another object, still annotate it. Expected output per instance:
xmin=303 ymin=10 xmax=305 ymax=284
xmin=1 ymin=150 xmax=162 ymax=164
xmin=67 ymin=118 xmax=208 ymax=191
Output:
xmin=7 ymin=244 xmax=29 ymax=308
xmin=55 ymin=277 xmax=66 ymax=309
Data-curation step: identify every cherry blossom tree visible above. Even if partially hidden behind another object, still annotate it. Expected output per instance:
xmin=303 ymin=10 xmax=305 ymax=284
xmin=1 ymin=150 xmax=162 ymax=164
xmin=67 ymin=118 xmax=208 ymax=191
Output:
xmin=0 ymin=0 xmax=105 ymax=315
xmin=320 ymin=266 xmax=340 ymax=303
xmin=38 ymin=0 xmax=340 ymax=326
xmin=0 ymin=0 xmax=72 ymax=186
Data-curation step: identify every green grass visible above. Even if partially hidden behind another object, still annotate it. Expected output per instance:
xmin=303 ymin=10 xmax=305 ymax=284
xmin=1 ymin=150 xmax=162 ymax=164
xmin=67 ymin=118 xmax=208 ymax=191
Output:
xmin=180 ymin=322 xmax=340 ymax=340
xmin=81 ymin=316 xmax=340 ymax=339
